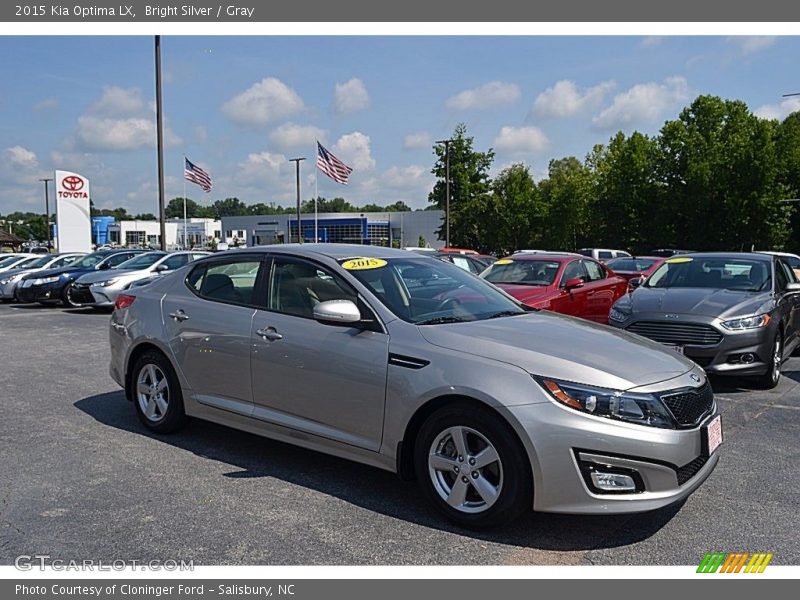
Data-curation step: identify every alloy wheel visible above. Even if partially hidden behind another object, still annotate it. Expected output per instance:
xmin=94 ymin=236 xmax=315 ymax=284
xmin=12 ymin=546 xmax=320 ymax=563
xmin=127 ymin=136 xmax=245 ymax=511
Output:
xmin=136 ymin=363 xmax=170 ymax=422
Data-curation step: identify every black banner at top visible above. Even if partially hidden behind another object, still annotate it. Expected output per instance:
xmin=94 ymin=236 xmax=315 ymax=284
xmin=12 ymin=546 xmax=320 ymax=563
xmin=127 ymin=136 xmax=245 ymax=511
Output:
xmin=1 ymin=0 xmax=800 ymax=22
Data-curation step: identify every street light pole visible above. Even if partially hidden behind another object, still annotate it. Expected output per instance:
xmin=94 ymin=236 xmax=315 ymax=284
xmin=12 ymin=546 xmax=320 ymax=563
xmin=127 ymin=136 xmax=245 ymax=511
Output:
xmin=39 ymin=178 xmax=53 ymax=250
xmin=436 ymin=139 xmax=453 ymax=247
xmin=289 ymin=157 xmax=306 ymax=243
xmin=154 ymin=35 xmax=167 ymax=251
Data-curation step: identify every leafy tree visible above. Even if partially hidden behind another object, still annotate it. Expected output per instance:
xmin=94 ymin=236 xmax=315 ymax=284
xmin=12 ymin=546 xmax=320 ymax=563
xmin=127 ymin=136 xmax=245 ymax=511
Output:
xmin=210 ymin=197 xmax=249 ymax=218
xmin=385 ymin=201 xmax=411 ymax=212
xmin=132 ymin=213 xmax=157 ymax=221
xmin=538 ymin=157 xmax=594 ymax=251
xmin=428 ymin=123 xmax=495 ymax=247
xmin=166 ymin=197 xmax=210 ymax=219
xmin=481 ymin=164 xmax=543 ymax=255
xmin=775 ymin=112 xmax=800 ymax=252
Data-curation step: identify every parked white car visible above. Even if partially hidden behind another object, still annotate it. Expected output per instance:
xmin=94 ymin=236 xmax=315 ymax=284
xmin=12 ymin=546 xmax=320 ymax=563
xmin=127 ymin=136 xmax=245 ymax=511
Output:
xmin=578 ymin=248 xmax=632 ymax=262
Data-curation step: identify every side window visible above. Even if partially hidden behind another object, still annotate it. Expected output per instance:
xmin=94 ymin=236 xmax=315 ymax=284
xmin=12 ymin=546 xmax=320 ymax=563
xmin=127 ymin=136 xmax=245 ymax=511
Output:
xmin=189 ymin=259 xmax=261 ymax=305
xmin=583 ymin=259 xmax=606 ymax=281
xmin=778 ymin=260 xmax=796 ymax=287
xmin=54 ymin=256 xmax=75 ymax=267
xmin=268 ymin=258 xmax=356 ymax=319
xmin=106 ymin=253 xmax=134 ymax=267
xmin=560 ymin=260 xmax=588 ymax=286
xmin=598 ymin=251 xmax=613 ymax=260
xmin=161 ymin=254 xmax=190 ymax=270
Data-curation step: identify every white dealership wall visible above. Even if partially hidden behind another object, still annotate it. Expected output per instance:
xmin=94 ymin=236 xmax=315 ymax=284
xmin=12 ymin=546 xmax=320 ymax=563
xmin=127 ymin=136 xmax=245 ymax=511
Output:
xmin=54 ymin=170 xmax=92 ymax=252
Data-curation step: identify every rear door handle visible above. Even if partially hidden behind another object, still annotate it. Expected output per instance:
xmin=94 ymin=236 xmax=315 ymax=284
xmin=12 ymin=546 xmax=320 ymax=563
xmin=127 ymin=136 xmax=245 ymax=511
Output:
xmin=256 ymin=327 xmax=283 ymax=341
xmin=168 ymin=310 xmax=189 ymax=322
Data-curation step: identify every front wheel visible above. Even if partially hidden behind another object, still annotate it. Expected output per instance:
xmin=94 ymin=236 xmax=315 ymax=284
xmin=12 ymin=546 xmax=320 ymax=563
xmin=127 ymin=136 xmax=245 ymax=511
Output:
xmin=61 ymin=282 xmax=80 ymax=308
xmin=130 ymin=351 xmax=189 ymax=433
xmin=414 ymin=403 xmax=532 ymax=528
xmin=750 ymin=332 xmax=782 ymax=390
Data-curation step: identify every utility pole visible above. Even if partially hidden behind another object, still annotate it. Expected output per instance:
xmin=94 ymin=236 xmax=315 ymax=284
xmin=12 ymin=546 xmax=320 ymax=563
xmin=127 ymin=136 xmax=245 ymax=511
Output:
xmin=289 ymin=157 xmax=306 ymax=243
xmin=436 ymin=139 xmax=453 ymax=247
xmin=154 ymin=35 xmax=167 ymax=251
xmin=39 ymin=178 xmax=53 ymax=249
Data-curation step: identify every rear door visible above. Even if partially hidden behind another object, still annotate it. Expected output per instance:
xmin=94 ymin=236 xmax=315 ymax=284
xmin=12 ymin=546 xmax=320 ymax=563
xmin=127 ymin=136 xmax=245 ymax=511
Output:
xmin=161 ymin=254 xmax=265 ymax=416
xmin=549 ymin=259 xmax=590 ymax=318
xmin=776 ymin=259 xmax=800 ymax=350
xmin=582 ymin=259 xmax=621 ymax=323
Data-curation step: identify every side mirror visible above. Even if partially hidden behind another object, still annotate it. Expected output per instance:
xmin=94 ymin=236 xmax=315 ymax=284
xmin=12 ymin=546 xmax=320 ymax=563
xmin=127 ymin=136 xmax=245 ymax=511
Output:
xmin=785 ymin=282 xmax=800 ymax=293
xmin=313 ymin=299 xmax=362 ymax=325
xmin=97 ymin=262 xmax=111 ymax=270
xmin=630 ymin=277 xmax=644 ymax=289
xmin=563 ymin=277 xmax=584 ymax=290
xmin=155 ymin=264 xmax=169 ymax=272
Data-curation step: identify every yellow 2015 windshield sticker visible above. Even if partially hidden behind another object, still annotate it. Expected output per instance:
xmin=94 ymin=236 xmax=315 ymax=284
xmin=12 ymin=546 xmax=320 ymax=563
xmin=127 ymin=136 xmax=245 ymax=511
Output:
xmin=341 ymin=257 xmax=387 ymax=270
xmin=494 ymin=259 xmax=514 ymax=265
xmin=666 ymin=257 xmax=693 ymax=264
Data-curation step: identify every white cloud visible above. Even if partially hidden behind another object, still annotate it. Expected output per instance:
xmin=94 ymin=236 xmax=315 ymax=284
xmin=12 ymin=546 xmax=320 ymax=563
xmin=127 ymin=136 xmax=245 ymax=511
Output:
xmin=640 ymin=36 xmax=664 ymax=48
xmin=445 ymin=81 xmax=521 ymax=111
xmin=194 ymin=125 xmax=208 ymax=143
xmin=403 ymin=132 xmax=431 ymax=150
xmin=754 ymin=97 xmax=800 ymax=121
xmin=593 ymin=76 xmax=689 ymax=130
xmin=3 ymin=145 xmax=39 ymax=171
xmin=76 ymin=115 xmax=181 ymax=152
xmin=333 ymin=132 xmax=375 ymax=171
xmin=269 ymin=123 xmax=326 ymax=149
xmin=493 ymin=126 xmax=549 ymax=154
xmin=532 ymin=80 xmax=615 ymax=119
xmin=222 ymin=77 xmax=305 ymax=127
xmin=90 ymin=86 xmax=145 ymax=116
xmin=359 ymin=164 xmax=434 ymax=208
xmin=237 ymin=151 xmax=288 ymax=184
xmin=730 ymin=36 xmax=777 ymax=56
xmin=33 ymin=97 xmax=58 ymax=112
xmin=333 ymin=78 xmax=370 ymax=115
xmin=0 ymin=146 xmax=44 ymax=213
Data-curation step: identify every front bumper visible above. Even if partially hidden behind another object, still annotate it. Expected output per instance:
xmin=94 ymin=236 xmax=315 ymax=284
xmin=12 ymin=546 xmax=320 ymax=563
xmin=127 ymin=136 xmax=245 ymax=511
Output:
xmin=88 ymin=282 xmax=125 ymax=307
xmin=609 ymin=316 xmax=774 ymax=377
xmin=0 ymin=279 xmax=20 ymax=299
xmin=15 ymin=281 xmax=67 ymax=304
xmin=509 ymin=383 xmax=720 ymax=514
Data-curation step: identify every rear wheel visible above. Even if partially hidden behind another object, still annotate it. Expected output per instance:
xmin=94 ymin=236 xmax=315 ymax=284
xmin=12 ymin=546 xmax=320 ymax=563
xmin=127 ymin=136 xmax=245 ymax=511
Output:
xmin=751 ymin=332 xmax=782 ymax=389
xmin=130 ymin=351 xmax=189 ymax=433
xmin=414 ymin=403 xmax=532 ymax=528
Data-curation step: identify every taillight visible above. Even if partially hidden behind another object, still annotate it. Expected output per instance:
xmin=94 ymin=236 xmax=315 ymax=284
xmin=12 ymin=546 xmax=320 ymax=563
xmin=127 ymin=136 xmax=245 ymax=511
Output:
xmin=114 ymin=294 xmax=136 ymax=310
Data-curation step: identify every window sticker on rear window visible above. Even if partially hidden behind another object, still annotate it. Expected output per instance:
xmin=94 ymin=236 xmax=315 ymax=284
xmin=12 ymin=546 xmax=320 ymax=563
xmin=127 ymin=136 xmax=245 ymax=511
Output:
xmin=494 ymin=259 xmax=513 ymax=265
xmin=340 ymin=257 xmax=387 ymax=270
xmin=666 ymin=257 xmax=694 ymax=264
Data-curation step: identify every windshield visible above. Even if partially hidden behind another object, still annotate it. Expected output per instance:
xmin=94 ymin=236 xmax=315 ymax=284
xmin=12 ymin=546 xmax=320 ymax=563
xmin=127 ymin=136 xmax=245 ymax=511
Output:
xmin=342 ymin=257 xmax=526 ymax=324
xmin=116 ymin=252 xmax=166 ymax=270
xmin=607 ymin=257 xmax=657 ymax=272
xmin=0 ymin=256 xmax=25 ymax=268
xmin=646 ymin=257 xmax=771 ymax=292
xmin=25 ymin=255 xmax=55 ymax=269
xmin=71 ymin=253 xmax=107 ymax=269
xmin=482 ymin=259 xmax=560 ymax=286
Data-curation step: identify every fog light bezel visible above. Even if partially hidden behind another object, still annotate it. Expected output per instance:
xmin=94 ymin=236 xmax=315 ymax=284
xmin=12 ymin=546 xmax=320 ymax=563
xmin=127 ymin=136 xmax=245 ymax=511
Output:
xmin=575 ymin=453 xmax=645 ymax=495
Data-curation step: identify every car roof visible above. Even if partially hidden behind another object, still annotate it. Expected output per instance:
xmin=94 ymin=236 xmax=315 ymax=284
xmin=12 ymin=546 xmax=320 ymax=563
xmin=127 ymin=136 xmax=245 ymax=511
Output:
xmin=757 ymin=250 xmax=800 ymax=259
xmin=506 ymin=253 xmax=578 ymax=263
xmin=219 ymin=244 xmax=418 ymax=261
xmin=680 ymin=252 xmax=772 ymax=262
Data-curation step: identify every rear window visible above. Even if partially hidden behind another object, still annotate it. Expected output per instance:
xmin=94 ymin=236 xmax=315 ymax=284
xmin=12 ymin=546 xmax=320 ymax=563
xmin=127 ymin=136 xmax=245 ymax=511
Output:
xmin=482 ymin=260 xmax=560 ymax=286
xmin=598 ymin=251 xmax=613 ymax=259
xmin=607 ymin=258 xmax=657 ymax=272
xmin=188 ymin=259 xmax=261 ymax=305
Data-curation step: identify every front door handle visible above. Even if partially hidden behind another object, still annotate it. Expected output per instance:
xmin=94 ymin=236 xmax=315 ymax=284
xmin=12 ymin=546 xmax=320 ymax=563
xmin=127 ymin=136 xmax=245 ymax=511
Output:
xmin=168 ymin=310 xmax=189 ymax=322
xmin=256 ymin=327 xmax=283 ymax=341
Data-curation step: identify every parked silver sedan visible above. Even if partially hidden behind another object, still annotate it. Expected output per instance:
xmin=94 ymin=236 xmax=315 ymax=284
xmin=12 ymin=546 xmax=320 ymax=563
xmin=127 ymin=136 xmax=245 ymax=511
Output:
xmin=108 ymin=245 xmax=721 ymax=528
xmin=0 ymin=253 xmax=84 ymax=301
xmin=72 ymin=251 xmax=209 ymax=308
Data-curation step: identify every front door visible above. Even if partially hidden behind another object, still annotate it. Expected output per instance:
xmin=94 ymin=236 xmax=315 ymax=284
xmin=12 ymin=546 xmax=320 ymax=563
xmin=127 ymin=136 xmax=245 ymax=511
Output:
xmin=250 ymin=256 xmax=389 ymax=451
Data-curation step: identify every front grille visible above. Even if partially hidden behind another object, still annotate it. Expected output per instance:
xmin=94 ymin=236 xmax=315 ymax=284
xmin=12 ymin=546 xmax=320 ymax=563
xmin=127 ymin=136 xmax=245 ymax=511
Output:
xmin=69 ymin=284 xmax=95 ymax=304
xmin=676 ymin=454 xmax=710 ymax=485
xmin=660 ymin=383 xmax=714 ymax=427
xmin=627 ymin=321 xmax=723 ymax=346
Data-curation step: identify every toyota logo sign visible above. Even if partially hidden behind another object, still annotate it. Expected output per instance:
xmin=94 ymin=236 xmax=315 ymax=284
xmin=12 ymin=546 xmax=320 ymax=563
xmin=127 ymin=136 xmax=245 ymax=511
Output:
xmin=62 ymin=175 xmax=85 ymax=192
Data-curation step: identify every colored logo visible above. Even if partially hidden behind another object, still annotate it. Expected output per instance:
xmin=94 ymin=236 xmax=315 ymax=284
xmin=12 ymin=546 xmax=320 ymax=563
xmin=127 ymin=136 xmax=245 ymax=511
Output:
xmin=62 ymin=175 xmax=85 ymax=191
xmin=697 ymin=552 xmax=773 ymax=573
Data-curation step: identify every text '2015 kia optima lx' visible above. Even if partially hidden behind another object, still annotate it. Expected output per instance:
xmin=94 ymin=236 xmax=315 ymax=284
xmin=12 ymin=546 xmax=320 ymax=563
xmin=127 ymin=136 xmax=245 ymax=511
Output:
xmin=109 ymin=245 xmax=721 ymax=528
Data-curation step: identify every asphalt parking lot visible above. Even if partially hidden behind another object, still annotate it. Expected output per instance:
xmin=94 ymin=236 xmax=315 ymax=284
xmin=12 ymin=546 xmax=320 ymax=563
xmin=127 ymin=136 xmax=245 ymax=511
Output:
xmin=0 ymin=302 xmax=798 ymax=566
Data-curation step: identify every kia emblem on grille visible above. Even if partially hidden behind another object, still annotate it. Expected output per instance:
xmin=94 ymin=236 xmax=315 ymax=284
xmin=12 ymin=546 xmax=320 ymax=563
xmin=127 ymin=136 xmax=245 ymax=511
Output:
xmin=690 ymin=374 xmax=701 ymax=383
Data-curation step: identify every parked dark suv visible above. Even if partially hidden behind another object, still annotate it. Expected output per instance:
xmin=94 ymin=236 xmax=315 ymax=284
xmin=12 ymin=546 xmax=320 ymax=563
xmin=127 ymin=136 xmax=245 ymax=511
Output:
xmin=16 ymin=249 xmax=146 ymax=307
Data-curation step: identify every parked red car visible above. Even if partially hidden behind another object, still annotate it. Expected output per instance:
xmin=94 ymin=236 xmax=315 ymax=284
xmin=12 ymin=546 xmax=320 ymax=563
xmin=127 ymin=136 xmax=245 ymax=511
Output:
xmin=481 ymin=253 xmax=628 ymax=323
xmin=605 ymin=256 xmax=666 ymax=286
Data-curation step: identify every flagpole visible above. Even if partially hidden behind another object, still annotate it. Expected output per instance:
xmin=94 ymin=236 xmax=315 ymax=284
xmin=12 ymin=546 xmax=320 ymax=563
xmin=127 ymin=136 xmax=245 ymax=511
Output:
xmin=182 ymin=154 xmax=187 ymax=249
xmin=314 ymin=167 xmax=319 ymax=243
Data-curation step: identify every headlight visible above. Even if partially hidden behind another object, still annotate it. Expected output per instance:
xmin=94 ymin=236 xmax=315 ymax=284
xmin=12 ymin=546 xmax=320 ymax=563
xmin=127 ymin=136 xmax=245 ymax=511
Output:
xmin=100 ymin=278 xmax=120 ymax=287
xmin=720 ymin=313 xmax=771 ymax=331
xmin=33 ymin=276 xmax=59 ymax=285
xmin=609 ymin=307 xmax=629 ymax=322
xmin=0 ymin=273 xmax=21 ymax=284
xmin=537 ymin=377 xmax=675 ymax=429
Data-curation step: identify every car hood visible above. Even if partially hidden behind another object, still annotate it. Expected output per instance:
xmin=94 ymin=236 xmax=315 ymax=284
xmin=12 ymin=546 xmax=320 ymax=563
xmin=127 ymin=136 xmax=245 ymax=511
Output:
xmin=417 ymin=312 xmax=695 ymax=390
xmin=628 ymin=287 xmax=772 ymax=319
xmin=24 ymin=264 xmax=91 ymax=279
xmin=494 ymin=283 xmax=554 ymax=304
xmin=0 ymin=267 xmax=39 ymax=279
xmin=76 ymin=268 xmax=147 ymax=284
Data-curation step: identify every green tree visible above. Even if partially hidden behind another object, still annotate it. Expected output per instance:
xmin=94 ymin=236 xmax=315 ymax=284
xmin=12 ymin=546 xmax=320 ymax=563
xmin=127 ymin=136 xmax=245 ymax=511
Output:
xmin=132 ymin=213 xmax=157 ymax=221
xmin=210 ymin=197 xmax=249 ymax=218
xmin=538 ymin=157 xmax=594 ymax=251
xmin=481 ymin=163 xmax=543 ymax=255
xmin=775 ymin=111 xmax=800 ymax=252
xmin=428 ymin=123 xmax=495 ymax=247
xmin=166 ymin=197 xmax=207 ymax=219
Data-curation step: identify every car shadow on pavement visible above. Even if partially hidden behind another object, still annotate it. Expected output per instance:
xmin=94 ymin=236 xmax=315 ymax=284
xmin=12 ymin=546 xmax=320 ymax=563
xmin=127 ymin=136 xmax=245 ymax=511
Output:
xmin=75 ymin=391 xmax=683 ymax=553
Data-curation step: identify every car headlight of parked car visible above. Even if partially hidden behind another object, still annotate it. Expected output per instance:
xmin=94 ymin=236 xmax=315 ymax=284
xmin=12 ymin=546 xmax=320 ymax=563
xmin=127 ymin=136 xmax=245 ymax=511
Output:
xmin=32 ymin=276 xmax=60 ymax=285
xmin=537 ymin=377 xmax=675 ymax=429
xmin=720 ymin=313 xmax=771 ymax=331
xmin=609 ymin=307 xmax=629 ymax=322
xmin=0 ymin=273 xmax=23 ymax=284
xmin=100 ymin=278 xmax=120 ymax=287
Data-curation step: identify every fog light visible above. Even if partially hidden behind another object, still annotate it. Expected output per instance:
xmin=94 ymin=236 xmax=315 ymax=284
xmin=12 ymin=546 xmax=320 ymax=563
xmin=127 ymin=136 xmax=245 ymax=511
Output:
xmin=590 ymin=472 xmax=637 ymax=492
xmin=740 ymin=353 xmax=755 ymax=364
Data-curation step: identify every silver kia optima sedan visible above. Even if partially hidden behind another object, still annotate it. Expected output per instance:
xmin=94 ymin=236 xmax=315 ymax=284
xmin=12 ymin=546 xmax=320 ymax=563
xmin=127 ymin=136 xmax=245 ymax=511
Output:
xmin=108 ymin=245 xmax=721 ymax=528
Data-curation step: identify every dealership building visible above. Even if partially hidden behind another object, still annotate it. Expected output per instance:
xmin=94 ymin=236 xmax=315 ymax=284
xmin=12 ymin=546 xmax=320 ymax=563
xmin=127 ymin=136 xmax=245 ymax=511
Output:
xmin=220 ymin=210 xmax=445 ymax=248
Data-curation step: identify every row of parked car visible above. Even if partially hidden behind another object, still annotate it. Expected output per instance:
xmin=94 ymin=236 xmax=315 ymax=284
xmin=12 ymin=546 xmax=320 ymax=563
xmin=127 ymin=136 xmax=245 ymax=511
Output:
xmin=0 ymin=249 xmax=209 ymax=308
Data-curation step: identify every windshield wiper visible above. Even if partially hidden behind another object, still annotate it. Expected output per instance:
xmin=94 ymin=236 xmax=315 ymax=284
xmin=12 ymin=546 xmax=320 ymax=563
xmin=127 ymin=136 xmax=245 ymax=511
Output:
xmin=416 ymin=316 xmax=469 ymax=325
xmin=484 ymin=310 xmax=527 ymax=319
xmin=494 ymin=281 xmax=544 ymax=286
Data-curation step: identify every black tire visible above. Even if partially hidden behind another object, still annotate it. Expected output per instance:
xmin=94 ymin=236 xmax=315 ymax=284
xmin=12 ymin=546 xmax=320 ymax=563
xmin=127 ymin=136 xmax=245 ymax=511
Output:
xmin=130 ymin=350 xmax=189 ymax=433
xmin=750 ymin=332 xmax=783 ymax=390
xmin=414 ymin=402 xmax=533 ymax=529
xmin=61 ymin=282 xmax=80 ymax=308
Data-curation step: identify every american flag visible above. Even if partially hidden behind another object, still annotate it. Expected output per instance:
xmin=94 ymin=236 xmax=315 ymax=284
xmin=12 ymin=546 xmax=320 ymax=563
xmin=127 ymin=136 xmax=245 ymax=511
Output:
xmin=316 ymin=142 xmax=353 ymax=185
xmin=184 ymin=157 xmax=212 ymax=192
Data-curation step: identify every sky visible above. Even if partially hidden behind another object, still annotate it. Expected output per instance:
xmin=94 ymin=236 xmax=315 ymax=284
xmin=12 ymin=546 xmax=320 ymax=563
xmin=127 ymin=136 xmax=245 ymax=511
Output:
xmin=1 ymin=35 xmax=799 ymax=216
